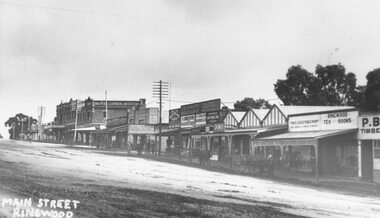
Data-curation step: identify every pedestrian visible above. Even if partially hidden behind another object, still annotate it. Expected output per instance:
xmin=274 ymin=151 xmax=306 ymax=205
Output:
xmin=267 ymin=153 xmax=274 ymax=177
xmin=146 ymin=140 xmax=151 ymax=154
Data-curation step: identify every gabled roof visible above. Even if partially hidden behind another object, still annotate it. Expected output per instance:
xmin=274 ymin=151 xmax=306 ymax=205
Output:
xmin=230 ymin=111 xmax=246 ymax=123
xmin=251 ymin=109 xmax=270 ymax=120
xmin=276 ymin=105 xmax=355 ymax=117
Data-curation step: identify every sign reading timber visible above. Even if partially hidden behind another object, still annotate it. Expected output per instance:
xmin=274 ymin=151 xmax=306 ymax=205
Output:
xmin=180 ymin=99 xmax=221 ymax=128
xmin=358 ymin=114 xmax=380 ymax=140
xmin=289 ymin=110 xmax=358 ymax=132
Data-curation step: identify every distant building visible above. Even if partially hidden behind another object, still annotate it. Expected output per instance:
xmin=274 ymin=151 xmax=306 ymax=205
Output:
xmin=54 ymin=97 xmax=145 ymax=145
xmin=93 ymin=103 xmax=169 ymax=151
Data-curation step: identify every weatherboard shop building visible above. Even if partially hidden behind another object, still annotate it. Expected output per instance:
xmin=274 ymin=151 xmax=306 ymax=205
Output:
xmin=254 ymin=106 xmax=362 ymax=181
xmin=357 ymin=113 xmax=380 ymax=183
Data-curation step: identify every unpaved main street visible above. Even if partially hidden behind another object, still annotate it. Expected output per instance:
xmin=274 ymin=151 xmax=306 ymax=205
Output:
xmin=0 ymin=140 xmax=380 ymax=218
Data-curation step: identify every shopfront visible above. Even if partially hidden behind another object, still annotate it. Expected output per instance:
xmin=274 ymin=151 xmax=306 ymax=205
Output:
xmin=254 ymin=109 xmax=359 ymax=181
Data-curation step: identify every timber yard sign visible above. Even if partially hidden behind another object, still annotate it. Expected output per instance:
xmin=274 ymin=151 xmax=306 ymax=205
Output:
xmin=358 ymin=114 xmax=380 ymax=140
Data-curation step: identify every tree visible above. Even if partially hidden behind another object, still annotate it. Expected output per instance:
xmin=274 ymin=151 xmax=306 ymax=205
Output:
xmin=4 ymin=113 xmax=37 ymax=139
xmin=234 ymin=97 xmax=272 ymax=111
xmin=315 ymin=64 xmax=358 ymax=106
xmin=274 ymin=65 xmax=318 ymax=105
xmin=363 ymin=68 xmax=380 ymax=111
xmin=274 ymin=64 xmax=361 ymax=106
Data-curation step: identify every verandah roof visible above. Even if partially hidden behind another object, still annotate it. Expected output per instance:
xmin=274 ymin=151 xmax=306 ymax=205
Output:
xmin=253 ymin=129 xmax=357 ymax=147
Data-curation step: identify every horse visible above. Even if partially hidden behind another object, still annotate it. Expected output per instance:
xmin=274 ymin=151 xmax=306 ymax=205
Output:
xmin=199 ymin=150 xmax=212 ymax=166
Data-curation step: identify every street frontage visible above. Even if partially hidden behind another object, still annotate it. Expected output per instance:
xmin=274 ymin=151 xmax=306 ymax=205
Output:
xmin=1 ymin=140 xmax=380 ymax=218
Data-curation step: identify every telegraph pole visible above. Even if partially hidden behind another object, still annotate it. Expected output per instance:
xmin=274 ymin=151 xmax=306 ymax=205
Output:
xmin=153 ymin=81 xmax=169 ymax=155
xmin=74 ymin=100 xmax=79 ymax=146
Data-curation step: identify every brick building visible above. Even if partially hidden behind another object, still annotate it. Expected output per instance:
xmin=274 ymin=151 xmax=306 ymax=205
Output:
xmin=54 ymin=97 xmax=145 ymax=145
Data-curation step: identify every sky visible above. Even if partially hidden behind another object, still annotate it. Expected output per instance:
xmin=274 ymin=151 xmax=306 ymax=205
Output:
xmin=1 ymin=0 xmax=380 ymax=138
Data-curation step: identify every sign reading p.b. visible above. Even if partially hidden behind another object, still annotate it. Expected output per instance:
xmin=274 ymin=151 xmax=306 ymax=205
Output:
xmin=358 ymin=114 xmax=380 ymax=139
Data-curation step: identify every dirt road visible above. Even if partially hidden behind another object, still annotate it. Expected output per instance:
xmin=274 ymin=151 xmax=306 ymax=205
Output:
xmin=1 ymin=140 xmax=379 ymax=218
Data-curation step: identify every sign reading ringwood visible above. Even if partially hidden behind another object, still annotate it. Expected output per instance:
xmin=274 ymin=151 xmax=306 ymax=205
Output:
xmin=289 ymin=110 xmax=358 ymax=132
xmin=358 ymin=114 xmax=380 ymax=139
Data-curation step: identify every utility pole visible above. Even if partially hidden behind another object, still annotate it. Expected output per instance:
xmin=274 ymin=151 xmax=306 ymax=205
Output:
xmin=74 ymin=100 xmax=79 ymax=146
xmin=153 ymin=81 xmax=169 ymax=156
xmin=105 ymin=90 xmax=108 ymax=148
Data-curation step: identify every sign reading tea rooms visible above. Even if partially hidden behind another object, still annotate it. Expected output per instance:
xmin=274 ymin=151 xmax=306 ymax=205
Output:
xmin=289 ymin=110 xmax=358 ymax=132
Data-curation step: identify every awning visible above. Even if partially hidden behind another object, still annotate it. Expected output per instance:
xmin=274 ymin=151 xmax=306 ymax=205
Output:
xmin=65 ymin=125 xmax=106 ymax=132
xmin=183 ymin=125 xmax=287 ymax=138
xmin=159 ymin=128 xmax=181 ymax=136
xmin=253 ymin=129 xmax=357 ymax=147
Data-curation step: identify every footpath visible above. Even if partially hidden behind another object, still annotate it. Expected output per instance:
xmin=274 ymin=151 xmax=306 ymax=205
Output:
xmin=75 ymin=146 xmax=380 ymax=198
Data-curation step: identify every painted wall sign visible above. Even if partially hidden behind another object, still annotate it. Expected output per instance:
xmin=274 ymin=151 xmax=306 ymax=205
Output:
xmin=181 ymin=115 xmax=195 ymax=128
xmin=148 ymin=108 xmax=159 ymax=124
xmin=289 ymin=110 xmax=358 ymax=132
xmin=169 ymin=109 xmax=181 ymax=129
xmin=358 ymin=114 xmax=380 ymax=140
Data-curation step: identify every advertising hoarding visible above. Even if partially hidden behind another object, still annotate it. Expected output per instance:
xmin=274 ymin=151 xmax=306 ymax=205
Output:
xmin=169 ymin=109 xmax=181 ymax=129
xmin=206 ymin=111 xmax=220 ymax=124
xmin=181 ymin=115 xmax=195 ymax=128
xmin=180 ymin=99 xmax=221 ymax=116
xmin=195 ymin=113 xmax=206 ymax=127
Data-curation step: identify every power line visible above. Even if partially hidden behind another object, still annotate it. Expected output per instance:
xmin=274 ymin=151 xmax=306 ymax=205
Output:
xmin=0 ymin=1 xmax=229 ymax=28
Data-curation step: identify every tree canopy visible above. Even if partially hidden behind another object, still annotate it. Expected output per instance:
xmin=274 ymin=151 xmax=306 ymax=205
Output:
xmin=274 ymin=64 xmax=362 ymax=107
xmin=234 ymin=97 xmax=272 ymax=111
xmin=4 ymin=113 xmax=37 ymax=139
xmin=364 ymin=68 xmax=380 ymax=111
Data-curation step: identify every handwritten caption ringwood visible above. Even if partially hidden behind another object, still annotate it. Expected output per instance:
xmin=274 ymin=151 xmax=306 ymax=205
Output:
xmin=1 ymin=198 xmax=80 ymax=218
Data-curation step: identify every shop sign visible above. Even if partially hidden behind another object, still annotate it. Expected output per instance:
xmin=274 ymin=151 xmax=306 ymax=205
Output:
xmin=181 ymin=115 xmax=195 ymax=128
xmin=206 ymin=111 xmax=220 ymax=124
xmin=195 ymin=113 xmax=206 ymax=127
xmin=214 ymin=123 xmax=225 ymax=133
xmin=93 ymin=101 xmax=139 ymax=108
xmin=128 ymin=125 xmax=156 ymax=134
xmin=169 ymin=109 xmax=180 ymax=129
xmin=358 ymin=114 xmax=380 ymax=140
xmin=180 ymin=99 xmax=220 ymax=116
xmin=289 ymin=110 xmax=358 ymax=132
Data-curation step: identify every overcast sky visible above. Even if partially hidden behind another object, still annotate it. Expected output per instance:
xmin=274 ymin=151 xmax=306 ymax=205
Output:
xmin=1 ymin=0 xmax=380 ymax=138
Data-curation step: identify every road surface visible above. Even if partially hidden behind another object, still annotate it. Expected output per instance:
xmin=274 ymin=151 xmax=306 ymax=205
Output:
xmin=0 ymin=139 xmax=380 ymax=218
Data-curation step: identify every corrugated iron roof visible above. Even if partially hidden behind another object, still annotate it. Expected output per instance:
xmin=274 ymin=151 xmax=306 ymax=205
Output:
xmin=257 ymin=129 xmax=357 ymax=140
xmin=276 ymin=105 xmax=355 ymax=116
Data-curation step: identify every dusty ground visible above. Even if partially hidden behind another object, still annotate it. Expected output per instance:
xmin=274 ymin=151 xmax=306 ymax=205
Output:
xmin=0 ymin=140 xmax=380 ymax=218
